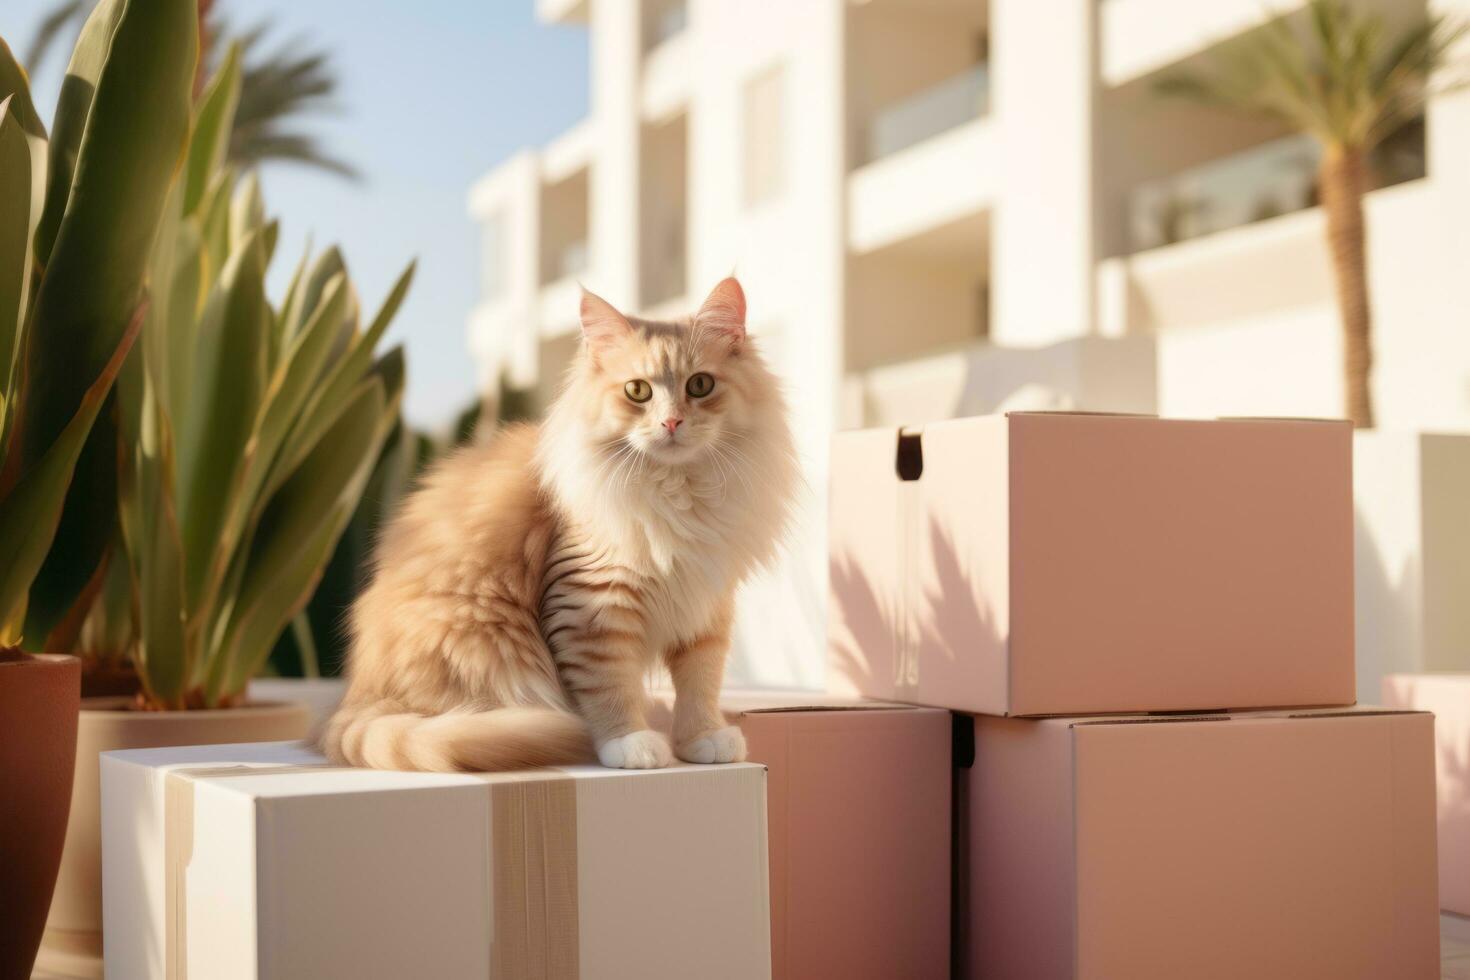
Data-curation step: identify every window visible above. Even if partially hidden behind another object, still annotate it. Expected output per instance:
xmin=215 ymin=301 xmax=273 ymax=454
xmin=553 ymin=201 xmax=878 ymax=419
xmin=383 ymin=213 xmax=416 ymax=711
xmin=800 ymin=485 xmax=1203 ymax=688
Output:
xmin=742 ymin=64 xmax=786 ymax=208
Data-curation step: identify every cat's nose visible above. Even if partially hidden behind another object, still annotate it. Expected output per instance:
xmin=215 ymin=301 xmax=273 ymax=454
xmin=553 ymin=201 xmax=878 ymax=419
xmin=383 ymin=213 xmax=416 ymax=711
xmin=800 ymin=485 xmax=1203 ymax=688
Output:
xmin=663 ymin=417 xmax=683 ymax=435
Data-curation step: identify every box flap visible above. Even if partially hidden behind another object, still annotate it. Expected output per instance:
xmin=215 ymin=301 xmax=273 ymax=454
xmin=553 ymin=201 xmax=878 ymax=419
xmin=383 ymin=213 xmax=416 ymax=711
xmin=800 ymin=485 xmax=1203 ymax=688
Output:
xmin=1005 ymin=409 xmax=1156 ymax=418
xmin=1215 ymin=415 xmax=1350 ymax=425
xmin=1068 ymin=705 xmax=1422 ymax=728
xmin=649 ymin=688 xmax=929 ymax=716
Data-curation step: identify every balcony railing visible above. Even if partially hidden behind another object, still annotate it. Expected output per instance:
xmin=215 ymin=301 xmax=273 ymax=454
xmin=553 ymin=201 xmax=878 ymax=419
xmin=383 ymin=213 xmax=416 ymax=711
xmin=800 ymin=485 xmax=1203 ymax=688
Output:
xmin=864 ymin=64 xmax=990 ymax=165
xmin=1128 ymin=117 xmax=1425 ymax=253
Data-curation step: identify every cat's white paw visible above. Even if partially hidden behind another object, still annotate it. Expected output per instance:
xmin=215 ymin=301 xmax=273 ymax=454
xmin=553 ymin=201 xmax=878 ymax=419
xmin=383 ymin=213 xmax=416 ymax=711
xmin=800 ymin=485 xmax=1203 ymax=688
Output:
xmin=597 ymin=729 xmax=673 ymax=769
xmin=676 ymin=725 xmax=747 ymax=764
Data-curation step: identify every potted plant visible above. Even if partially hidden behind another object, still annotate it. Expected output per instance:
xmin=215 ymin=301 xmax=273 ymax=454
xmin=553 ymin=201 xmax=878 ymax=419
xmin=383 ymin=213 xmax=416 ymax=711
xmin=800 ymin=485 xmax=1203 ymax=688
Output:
xmin=0 ymin=0 xmax=192 ymax=969
xmin=12 ymin=15 xmax=413 ymax=976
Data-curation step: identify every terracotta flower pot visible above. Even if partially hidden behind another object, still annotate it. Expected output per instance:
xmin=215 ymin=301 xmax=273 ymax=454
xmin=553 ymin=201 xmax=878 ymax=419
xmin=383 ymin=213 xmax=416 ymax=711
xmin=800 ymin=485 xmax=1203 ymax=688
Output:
xmin=0 ymin=653 xmax=80 ymax=980
xmin=35 ymin=697 xmax=311 ymax=978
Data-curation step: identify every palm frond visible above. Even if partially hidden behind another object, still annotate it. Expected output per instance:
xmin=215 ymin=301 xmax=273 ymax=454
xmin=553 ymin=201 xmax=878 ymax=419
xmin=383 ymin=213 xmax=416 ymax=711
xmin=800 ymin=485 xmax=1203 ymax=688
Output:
xmin=1156 ymin=0 xmax=1466 ymax=153
xmin=213 ymin=17 xmax=358 ymax=179
xmin=21 ymin=0 xmax=88 ymax=73
xmin=230 ymin=132 xmax=357 ymax=179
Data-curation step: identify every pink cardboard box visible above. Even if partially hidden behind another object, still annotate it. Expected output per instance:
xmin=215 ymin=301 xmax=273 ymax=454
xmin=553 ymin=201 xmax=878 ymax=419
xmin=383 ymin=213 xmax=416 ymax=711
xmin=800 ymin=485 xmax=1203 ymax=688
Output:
xmin=957 ymin=707 xmax=1440 ymax=980
xmin=829 ymin=412 xmax=1356 ymax=715
xmin=1384 ymin=672 xmax=1470 ymax=916
xmin=649 ymin=691 xmax=951 ymax=980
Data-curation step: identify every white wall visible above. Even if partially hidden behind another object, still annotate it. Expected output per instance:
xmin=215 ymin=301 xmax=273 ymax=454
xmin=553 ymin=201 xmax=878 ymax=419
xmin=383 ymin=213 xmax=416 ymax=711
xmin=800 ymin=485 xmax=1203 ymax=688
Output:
xmin=991 ymin=0 xmax=1096 ymax=346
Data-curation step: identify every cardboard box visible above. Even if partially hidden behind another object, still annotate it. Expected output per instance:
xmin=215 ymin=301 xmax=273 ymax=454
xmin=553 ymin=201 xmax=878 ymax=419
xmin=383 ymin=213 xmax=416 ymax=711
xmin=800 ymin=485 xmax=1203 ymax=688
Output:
xmin=102 ymin=741 xmax=771 ymax=980
xmin=956 ymin=707 xmax=1440 ymax=980
xmin=829 ymin=412 xmax=1356 ymax=715
xmin=1384 ymin=672 xmax=1470 ymax=916
xmin=648 ymin=691 xmax=951 ymax=980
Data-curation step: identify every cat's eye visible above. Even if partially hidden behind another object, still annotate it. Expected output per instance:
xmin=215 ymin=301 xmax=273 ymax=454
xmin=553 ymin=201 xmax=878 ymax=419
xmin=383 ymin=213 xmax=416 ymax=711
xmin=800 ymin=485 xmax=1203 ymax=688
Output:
xmin=686 ymin=372 xmax=715 ymax=398
xmin=624 ymin=379 xmax=652 ymax=403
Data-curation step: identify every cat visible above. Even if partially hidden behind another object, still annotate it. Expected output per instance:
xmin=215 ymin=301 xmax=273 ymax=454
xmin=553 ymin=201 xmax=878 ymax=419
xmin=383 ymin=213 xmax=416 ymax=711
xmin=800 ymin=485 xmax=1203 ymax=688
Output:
xmin=321 ymin=277 xmax=798 ymax=771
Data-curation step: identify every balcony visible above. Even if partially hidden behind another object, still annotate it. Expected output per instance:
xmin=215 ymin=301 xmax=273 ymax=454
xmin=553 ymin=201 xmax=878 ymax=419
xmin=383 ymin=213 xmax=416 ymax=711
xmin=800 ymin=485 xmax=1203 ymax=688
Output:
xmin=1100 ymin=165 xmax=1434 ymax=340
xmin=848 ymin=0 xmax=989 ymax=171
xmin=1100 ymin=0 xmax=1307 ymax=86
xmin=840 ymin=335 xmax=1158 ymax=429
xmin=848 ymin=118 xmax=996 ymax=256
xmin=538 ymin=167 xmax=589 ymax=287
xmin=1126 ymin=120 xmax=1425 ymax=254
xmin=863 ymin=65 xmax=990 ymax=165
xmin=640 ymin=113 xmax=688 ymax=309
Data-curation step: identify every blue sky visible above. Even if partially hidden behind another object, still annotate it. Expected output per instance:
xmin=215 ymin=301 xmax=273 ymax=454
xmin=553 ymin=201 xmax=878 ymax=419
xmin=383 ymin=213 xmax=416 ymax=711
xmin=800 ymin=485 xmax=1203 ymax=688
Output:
xmin=0 ymin=0 xmax=589 ymax=427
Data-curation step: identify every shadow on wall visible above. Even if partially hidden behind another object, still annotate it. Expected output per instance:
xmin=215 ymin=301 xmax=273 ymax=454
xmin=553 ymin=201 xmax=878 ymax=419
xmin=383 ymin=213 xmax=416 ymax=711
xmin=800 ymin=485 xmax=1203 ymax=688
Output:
xmin=1353 ymin=507 xmax=1419 ymax=704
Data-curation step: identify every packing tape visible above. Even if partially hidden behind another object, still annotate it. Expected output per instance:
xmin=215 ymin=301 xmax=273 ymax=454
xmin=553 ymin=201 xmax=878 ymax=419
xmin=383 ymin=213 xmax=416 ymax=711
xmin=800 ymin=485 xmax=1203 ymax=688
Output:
xmin=164 ymin=764 xmax=344 ymax=979
xmin=489 ymin=771 xmax=579 ymax=978
xmin=894 ymin=471 xmax=922 ymax=703
xmin=162 ymin=764 xmax=579 ymax=980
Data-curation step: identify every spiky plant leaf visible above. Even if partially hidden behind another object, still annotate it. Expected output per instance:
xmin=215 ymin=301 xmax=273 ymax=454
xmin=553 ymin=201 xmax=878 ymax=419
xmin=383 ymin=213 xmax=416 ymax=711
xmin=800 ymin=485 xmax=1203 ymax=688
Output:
xmin=17 ymin=0 xmax=196 ymax=478
xmin=0 ymin=303 xmax=141 ymax=644
xmin=218 ymin=376 xmax=392 ymax=697
xmin=183 ymin=40 xmax=242 ymax=216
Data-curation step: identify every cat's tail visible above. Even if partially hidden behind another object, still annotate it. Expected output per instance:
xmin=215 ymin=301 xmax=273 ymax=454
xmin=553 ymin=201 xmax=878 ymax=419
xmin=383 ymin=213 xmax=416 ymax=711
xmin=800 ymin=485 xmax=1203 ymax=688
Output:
xmin=320 ymin=701 xmax=593 ymax=772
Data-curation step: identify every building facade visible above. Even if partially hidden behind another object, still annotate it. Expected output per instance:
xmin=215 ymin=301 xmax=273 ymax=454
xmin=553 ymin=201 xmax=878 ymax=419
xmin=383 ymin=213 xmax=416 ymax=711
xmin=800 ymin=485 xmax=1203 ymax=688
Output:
xmin=468 ymin=0 xmax=1470 ymax=689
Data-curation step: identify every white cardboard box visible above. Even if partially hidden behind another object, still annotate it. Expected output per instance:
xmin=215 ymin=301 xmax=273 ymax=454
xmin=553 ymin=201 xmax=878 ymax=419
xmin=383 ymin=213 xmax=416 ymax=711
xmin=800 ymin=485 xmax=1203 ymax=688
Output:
xmin=102 ymin=741 xmax=771 ymax=979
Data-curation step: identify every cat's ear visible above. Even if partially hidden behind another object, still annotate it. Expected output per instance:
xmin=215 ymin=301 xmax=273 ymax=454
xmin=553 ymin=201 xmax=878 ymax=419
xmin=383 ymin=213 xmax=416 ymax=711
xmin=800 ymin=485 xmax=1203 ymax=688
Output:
xmin=694 ymin=277 xmax=747 ymax=354
xmin=579 ymin=287 xmax=632 ymax=359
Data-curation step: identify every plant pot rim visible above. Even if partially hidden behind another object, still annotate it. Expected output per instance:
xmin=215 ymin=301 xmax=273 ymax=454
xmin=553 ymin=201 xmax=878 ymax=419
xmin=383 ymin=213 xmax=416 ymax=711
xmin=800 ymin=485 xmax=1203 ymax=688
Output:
xmin=0 ymin=652 xmax=80 ymax=670
xmin=78 ymin=696 xmax=310 ymax=718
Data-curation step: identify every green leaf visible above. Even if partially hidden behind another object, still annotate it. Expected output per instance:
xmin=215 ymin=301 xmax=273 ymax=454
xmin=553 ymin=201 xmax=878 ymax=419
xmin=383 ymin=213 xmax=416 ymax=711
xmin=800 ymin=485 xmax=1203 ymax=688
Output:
xmin=22 ymin=389 xmax=120 ymax=648
xmin=219 ymin=378 xmax=391 ymax=696
xmin=281 ymin=245 xmax=345 ymax=346
xmin=178 ymin=229 xmax=269 ymax=605
xmin=116 ymin=342 xmax=189 ymax=706
xmin=193 ymin=274 xmax=348 ymax=632
xmin=183 ymin=41 xmax=242 ymax=216
xmin=31 ymin=0 xmax=127 ymax=268
xmin=229 ymin=171 xmax=265 ymax=253
xmin=0 ymin=98 xmax=34 ymax=442
xmin=261 ymin=219 xmax=280 ymax=267
xmin=0 ymin=38 xmax=49 ymax=144
xmin=266 ymin=261 xmax=414 ymax=496
xmin=271 ymin=238 xmax=311 ymax=367
xmin=0 ymin=302 xmax=142 ymax=645
xmin=17 ymin=0 xmax=197 ymax=483
xmin=198 ymin=166 xmax=235 ymax=285
xmin=144 ymin=184 xmax=203 ymax=424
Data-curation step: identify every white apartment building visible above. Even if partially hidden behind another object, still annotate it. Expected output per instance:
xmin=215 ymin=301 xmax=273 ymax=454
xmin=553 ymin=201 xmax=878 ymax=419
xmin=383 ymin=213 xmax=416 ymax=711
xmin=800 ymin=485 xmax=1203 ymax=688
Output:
xmin=468 ymin=0 xmax=1470 ymax=691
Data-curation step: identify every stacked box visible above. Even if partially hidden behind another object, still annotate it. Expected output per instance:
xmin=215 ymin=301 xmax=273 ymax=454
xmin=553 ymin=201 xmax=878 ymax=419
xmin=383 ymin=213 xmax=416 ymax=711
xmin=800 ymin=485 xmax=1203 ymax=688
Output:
xmin=829 ymin=412 xmax=1443 ymax=978
xmin=102 ymin=741 xmax=772 ymax=979
xmin=1385 ymin=672 xmax=1470 ymax=916
xmin=648 ymin=691 xmax=951 ymax=980
xmin=829 ymin=412 xmax=1356 ymax=714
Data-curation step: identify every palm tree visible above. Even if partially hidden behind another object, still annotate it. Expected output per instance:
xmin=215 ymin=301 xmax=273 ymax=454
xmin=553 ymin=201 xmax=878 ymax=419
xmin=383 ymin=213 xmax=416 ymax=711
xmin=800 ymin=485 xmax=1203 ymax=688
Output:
xmin=24 ymin=0 xmax=356 ymax=179
xmin=1157 ymin=0 xmax=1465 ymax=428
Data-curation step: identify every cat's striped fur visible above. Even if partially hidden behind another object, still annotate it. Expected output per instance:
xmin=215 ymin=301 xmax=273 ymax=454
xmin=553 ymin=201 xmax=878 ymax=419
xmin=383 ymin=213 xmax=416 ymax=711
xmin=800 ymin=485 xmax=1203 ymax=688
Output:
xmin=321 ymin=279 xmax=797 ymax=771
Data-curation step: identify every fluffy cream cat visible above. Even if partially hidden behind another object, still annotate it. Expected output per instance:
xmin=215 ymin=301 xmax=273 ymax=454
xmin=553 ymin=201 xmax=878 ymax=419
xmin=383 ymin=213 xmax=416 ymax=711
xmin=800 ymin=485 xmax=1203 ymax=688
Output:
xmin=322 ymin=278 xmax=797 ymax=771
